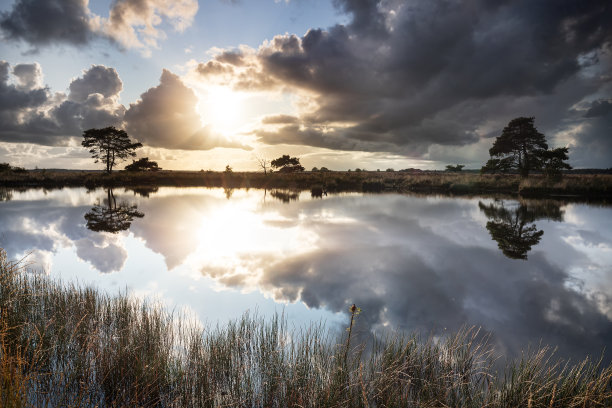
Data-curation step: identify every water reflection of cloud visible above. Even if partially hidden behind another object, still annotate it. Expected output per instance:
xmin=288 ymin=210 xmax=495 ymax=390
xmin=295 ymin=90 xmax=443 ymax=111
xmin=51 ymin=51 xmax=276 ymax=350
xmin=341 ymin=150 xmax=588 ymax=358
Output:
xmin=1 ymin=188 xmax=611 ymax=364
xmin=0 ymin=189 xmax=133 ymax=273
xmin=74 ymin=235 xmax=127 ymax=273
xmin=191 ymin=194 xmax=612 ymax=363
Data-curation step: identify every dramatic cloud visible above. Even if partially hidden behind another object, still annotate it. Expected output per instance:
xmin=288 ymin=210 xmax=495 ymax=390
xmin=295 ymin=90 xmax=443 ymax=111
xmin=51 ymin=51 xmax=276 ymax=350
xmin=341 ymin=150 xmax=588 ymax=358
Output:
xmin=125 ymin=69 xmax=249 ymax=150
xmin=585 ymin=99 xmax=612 ymax=118
xmin=12 ymin=62 xmax=43 ymax=90
xmin=0 ymin=0 xmax=93 ymax=46
xmin=196 ymin=0 xmax=612 ymax=165
xmin=93 ymin=0 xmax=198 ymax=54
xmin=0 ymin=62 xmax=124 ymax=145
xmin=570 ymin=104 xmax=612 ymax=168
xmin=51 ymin=65 xmax=126 ymax=134
xmin=0 ymin=60 xmax=48 ymax=110
xmin=68 ymin=65 xmax=123 ymax=103
xmin=0 ymin=0 xmax=198 ymax=54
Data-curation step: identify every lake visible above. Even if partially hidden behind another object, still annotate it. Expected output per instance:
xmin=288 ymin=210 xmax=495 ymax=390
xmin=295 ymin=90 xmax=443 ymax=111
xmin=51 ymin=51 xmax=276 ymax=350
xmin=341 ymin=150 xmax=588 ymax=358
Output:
xmin=1 ymin=186 xmax=611 ymax=364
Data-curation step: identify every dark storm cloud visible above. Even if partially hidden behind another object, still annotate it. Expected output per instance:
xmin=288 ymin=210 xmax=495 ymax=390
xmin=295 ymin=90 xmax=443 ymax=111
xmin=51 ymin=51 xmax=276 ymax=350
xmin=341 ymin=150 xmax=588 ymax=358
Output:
xmin=0 ymin=62 xmax=124 ymax=145
xmin=571 ymin=109 xmax=612 ymax=168
xmin=201 ymin=0 xmax=612 ymax=161
xmin=585 ymin=99 xmax=612 ymax=118
xmin=125 ymin=69 xmax=250 ymax=151
xmin=0 ymin=0 xmax=92 ymax=47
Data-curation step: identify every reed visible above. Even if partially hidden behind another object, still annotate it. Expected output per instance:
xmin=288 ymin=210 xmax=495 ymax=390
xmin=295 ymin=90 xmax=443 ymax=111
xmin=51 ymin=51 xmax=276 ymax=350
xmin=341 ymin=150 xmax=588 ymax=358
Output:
xmin=1 ymin=248 xmax=610 ymax=407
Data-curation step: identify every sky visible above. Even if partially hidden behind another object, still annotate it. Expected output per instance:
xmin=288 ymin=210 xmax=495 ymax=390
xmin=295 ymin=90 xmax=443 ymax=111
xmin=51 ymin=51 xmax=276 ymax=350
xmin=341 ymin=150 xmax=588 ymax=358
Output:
xmin=0 ymin=0 xmax=611 ymax=171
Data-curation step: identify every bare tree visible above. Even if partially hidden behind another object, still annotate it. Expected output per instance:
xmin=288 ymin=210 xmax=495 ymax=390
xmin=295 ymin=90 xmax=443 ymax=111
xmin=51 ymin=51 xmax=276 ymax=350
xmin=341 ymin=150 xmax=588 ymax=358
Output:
xmin=254 ymin=154 xmax=271 ymax=175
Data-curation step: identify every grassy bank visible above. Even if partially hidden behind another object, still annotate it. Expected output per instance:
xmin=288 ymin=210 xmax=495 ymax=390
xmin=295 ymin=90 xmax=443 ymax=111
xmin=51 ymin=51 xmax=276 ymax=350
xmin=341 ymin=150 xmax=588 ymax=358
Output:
xmin=1 ymin=249 xmax=610 ymax=407
xmin=2 ymin=169 xmax=612 ymax=198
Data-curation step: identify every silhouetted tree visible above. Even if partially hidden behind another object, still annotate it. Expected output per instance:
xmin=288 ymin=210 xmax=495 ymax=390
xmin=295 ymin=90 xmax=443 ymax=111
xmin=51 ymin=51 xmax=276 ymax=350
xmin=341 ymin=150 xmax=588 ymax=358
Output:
xmin=82 ymin=127 xmax=142 ymax=173
xmin=542 ymin=147 xmax=572 ymax=181
xmin=84 ymin=188 xmax=144 ymax=233
xmin=127 ymin=186 xmax=159 ymax=197
xmin=481 ymin=117 xmax=548 ymax=177
xmin=478 ymin=199 xmax=563 ymax=259
xmin=0 ymin=163 xmax=26 ymax=173
xmin=124 ymin=157 xmax=161 ymax=171
xmin=445 ymin=164 xmax=464 ymax=172
xmin=271 ymin=155 xmax=304 ymax=173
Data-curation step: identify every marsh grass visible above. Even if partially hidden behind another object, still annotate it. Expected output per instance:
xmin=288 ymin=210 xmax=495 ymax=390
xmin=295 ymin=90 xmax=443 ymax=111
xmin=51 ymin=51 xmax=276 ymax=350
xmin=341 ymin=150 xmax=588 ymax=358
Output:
xmin=1 ymin=249 xmax=610 ymax=407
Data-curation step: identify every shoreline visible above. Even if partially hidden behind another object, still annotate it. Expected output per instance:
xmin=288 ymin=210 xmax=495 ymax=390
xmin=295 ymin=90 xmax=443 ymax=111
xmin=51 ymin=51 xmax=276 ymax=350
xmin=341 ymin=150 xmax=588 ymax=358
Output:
xmin=2 ymin=170 xmax=612 ymax=200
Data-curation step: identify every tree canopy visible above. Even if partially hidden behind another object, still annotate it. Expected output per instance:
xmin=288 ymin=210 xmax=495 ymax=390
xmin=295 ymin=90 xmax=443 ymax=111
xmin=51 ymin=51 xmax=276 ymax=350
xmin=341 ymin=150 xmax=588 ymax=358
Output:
xmin=542 ymin=147 xmax=572 ymax=181
xmin=82 ymin=127 xmax=142 ymax=173
xmin=124 ymin=157 xmax=161 ymax=172
xmin=271 ymin=155 xmax=305 ymax=173
xmin=481 ymin=117 xmax=562 ymax=177
xmin=445 ymin=164 xmax=464 ymax=172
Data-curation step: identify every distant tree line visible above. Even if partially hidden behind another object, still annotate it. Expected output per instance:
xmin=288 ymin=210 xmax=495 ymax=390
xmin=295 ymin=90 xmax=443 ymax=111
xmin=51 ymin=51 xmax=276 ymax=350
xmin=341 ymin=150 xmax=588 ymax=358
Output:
xmin=0 ymin=163 xmax=26 ymax=173
xmin=81 ymin=117 xmax=571 ymax=179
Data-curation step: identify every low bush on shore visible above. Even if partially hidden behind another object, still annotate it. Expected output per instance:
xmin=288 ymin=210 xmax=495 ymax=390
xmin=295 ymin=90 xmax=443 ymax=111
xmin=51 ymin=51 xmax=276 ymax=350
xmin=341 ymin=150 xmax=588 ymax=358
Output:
xmin=1 ymin=249 xmax=611 ymax=407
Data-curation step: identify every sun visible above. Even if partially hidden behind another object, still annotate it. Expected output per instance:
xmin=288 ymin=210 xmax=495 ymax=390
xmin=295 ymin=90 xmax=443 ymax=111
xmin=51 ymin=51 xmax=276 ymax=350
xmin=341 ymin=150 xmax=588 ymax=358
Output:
xmin=197 ymin=86 xmax=245 ymax=135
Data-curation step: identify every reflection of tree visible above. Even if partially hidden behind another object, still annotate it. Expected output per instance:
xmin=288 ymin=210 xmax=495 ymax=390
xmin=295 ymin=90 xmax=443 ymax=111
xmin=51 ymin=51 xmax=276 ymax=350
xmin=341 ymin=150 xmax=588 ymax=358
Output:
xmin=270 ymin=189 xmax=299 ymax=203
xmin=0 ymin=188 xmax=12 ymax=202
xmin=478 ymin=200 xmax=563 ymax=260
xmin=85 ymin=189 xmax=144 ymax=233
xmin=224 ymin=187 xmax=234 ymax=200
xmin=126 ymin=186 xmax=159 ymax=198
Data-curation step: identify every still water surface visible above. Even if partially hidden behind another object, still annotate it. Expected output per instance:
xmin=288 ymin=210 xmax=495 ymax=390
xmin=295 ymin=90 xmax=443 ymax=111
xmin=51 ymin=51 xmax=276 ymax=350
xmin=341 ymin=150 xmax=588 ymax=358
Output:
xmin=1 ymin=187 xmax=611 ymax=363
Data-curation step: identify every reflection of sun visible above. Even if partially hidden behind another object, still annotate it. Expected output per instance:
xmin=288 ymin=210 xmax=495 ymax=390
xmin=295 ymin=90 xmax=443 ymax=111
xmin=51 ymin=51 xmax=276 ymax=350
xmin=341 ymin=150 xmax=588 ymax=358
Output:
xmin=197 ymin=86 xmax=244 ymax=135
xmin=193 ymin=191 xmax=318 ymax=261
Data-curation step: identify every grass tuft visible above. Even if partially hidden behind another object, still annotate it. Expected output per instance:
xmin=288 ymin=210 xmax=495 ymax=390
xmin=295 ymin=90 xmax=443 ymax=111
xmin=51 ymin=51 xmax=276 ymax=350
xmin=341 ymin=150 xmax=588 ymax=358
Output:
xmin=1 ymin=248 xmax=610 ymax=407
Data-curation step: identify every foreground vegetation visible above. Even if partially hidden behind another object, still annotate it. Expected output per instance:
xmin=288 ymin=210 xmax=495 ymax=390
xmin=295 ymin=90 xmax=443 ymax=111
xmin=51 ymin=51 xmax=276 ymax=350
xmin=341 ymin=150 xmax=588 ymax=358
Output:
xmin=1 ymin=249 xmax=610 ymax=407
xmin=2 ymin=169 xmax=612 ymax=198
